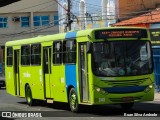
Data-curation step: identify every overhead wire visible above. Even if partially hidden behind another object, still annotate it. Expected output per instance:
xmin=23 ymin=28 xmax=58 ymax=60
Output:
xmin=0 ymin=0 xmax=65 ymax=37
xmin=1 ymin=17 xmax=66 ymax=37
xmin=1 ymin=0 xmax=160 ymax=37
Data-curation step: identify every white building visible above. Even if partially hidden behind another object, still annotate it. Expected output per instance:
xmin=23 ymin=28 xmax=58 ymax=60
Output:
xmin=0 ymin=0 xmax=58 ymax=75
xmin=58 ymin=0 xmax=117 ymax=32
xmin=0 ymin=0 xmax=59 ymax=45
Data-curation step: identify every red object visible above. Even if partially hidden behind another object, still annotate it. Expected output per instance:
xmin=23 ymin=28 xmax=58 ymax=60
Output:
xmin=113 ymin=8 xmax=160 ymax=28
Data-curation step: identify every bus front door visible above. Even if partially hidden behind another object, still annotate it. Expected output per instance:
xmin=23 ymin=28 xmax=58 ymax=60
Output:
xmin=14 ymin=50 xmax=20 ymax=96
xmin=79 ymin=43 xmax=90 ymax=103
xmin=43 ymin=47 xmax=52 ymax=98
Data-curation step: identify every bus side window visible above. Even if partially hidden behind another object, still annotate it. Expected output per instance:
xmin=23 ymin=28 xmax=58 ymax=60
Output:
xmin=63 ymin=40 xmax=76 ymax=64
xmin=7 ymin=47 xmax=13 ymax=66
xmin=21 ymin=45 xmax=30 ymax=66
xmin=53 ymin=41 xmax=62 ymax=65
xmin=31 ymin=44 xmax=41 ymax=65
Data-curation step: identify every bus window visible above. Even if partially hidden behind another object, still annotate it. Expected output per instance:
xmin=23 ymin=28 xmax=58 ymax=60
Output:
xmin=63 ymin=40 xmax=76 ymax=64
xmin=21 ymin=45 xmax=30 ymax=66
xmin=53 ymin=41 xmax=62 ymax=64
xmin=7 ymin=47 xmax=13 ymax=66
xmin=31 ymin=44 xmax=41 ymax=65
xmin=92 ymin=41 xmax=153 ymax=76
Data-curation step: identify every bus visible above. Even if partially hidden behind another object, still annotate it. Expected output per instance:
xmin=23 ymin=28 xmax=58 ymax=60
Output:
xmin=5 ymin=27 xmax=154 ymax=112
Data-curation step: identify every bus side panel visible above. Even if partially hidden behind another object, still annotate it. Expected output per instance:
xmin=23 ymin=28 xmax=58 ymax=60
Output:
xmin=65 ymin=31 xmax=78 ymax=100
xmin=19 ymin=67 xmax=32 ymax=97
xmin=30 ymin=66 xmax=44 ymax=100
xmin=51 ymin=65 xmax=67 ymax=102
xmin=5 ymin=67 xmax=16 ymax=96
xmin=65 ymin=65 xmax=77 ymax=96
xmin=19 ymin=66 xmax=44 ymax=99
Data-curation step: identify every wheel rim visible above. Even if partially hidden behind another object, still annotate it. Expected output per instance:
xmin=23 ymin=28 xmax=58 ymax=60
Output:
xmin=70 ymin=93 xmax=77 ymax=109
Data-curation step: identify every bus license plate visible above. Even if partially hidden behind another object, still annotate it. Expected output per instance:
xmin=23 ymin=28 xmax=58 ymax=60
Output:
xmin=122 ymin=97 xmax=134 ymax=102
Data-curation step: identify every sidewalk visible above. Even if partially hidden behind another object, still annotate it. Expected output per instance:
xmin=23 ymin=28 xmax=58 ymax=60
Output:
xmin=154 ymin=92 xmax=160 ymax=101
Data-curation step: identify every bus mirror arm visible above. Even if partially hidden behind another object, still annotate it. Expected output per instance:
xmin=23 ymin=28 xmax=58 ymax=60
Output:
xmin=87 ymin=42 xmax=92 ymax=53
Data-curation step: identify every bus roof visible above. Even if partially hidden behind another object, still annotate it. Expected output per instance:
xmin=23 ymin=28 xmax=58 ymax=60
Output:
xmin=5 ymin=27 xmax=148 ymax=47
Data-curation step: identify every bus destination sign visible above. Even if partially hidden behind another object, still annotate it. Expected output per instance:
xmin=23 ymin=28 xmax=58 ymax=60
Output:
xmin=95 ymin=29 xmax=147 ymax=39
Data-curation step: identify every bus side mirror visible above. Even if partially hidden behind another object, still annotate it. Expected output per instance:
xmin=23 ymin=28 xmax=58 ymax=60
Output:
xmin=87 ymin=42 xmax=92 ymax=53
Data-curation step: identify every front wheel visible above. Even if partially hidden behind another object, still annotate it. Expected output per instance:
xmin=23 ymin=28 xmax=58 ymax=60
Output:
xmin=25 ymin=85 xmax=35 ymax=106
xmin=121 ymin=102 xmax=134 ymax=111
xmin=69 ymin=88 xmax=79 ymax=112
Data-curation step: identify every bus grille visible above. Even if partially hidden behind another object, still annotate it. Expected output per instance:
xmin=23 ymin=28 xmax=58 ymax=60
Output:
xmin=103 ymin=78 xmax=147 ymax=87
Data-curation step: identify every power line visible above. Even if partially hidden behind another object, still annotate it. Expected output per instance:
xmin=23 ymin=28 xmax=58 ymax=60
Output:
xmin=0 ymin=0 xmax=61 ymax=37
xmin=54 ymin=0 xmax=73 ymax=31
xmin=1 ymin=17 xmax=66 ymax=37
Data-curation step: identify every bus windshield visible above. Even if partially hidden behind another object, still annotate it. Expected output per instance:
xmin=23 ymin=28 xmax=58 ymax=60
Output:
xmin=92 ymin=40 xmax=153 ymax=77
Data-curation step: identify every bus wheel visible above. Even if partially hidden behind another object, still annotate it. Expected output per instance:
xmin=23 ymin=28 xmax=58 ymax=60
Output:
xmin=120 ymin=102 xmax=134 ymax=110
xmin=25 ymin=85 xmax=34 ymax=106
xmin=69 ymin=88 xmax=79 ymax=112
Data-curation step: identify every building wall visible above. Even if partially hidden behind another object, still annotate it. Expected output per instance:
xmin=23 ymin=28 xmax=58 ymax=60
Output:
xmin=0 ymin=0 xmax=59 ymax=45
xmin=150 ymin=23 xmax=160 ymax=28
xmin=0 ymin=0 xmax=59 ymax=76
xmin=118 ymin=0 xmax=160 ymax=20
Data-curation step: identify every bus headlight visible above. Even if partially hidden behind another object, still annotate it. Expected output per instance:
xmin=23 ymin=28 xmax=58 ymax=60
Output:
xmin=149 ymin=84 xmax=153 ymax=89
xmin=95 ymin=87 xmax=108 ymax=95
xmin=145 ymin=84 xmax=153 ymax=93
xmin=96 ymin=88 xmax=101 ymax=92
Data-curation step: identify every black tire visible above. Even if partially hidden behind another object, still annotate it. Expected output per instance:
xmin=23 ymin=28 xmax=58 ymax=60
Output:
xmin=69 ymin=88 xmax=79 ymax=112
xmin=121 ymin=102 xmax=134 ymax=110
xmin=25 ymin=85 xmax=35 ymax=106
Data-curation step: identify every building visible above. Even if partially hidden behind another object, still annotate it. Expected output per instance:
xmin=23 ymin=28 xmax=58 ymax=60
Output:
xmin=0 ymin=0 xmax=59 ymax=43
xmin=117 ymin=0 xmax=160 ymax=21
xmin=0 ymin=0 xmax=58 ymax=76
xmin=58 ymin=0 xmax=117 ymax=32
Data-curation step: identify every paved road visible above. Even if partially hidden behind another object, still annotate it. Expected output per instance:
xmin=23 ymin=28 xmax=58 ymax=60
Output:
xmin=0 ymin=87 xmax=160 ymax=120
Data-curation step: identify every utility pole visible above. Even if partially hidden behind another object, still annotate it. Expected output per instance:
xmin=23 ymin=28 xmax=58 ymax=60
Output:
xmin=67 ymin=0 xmax=71 ymax=31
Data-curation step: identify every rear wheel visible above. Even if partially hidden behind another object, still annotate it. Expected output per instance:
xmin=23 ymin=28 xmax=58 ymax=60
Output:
xmin=121 ymin=102 xmax=134 ymax=110
xmin=25 ymin=85 xmax=35 ymax=106
xmin=69 ymin=88 xmax=79 ymax=112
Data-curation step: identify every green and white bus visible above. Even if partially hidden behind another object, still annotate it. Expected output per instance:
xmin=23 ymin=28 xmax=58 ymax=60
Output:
xmin=5 ymin=27 xmax=154 ymax=112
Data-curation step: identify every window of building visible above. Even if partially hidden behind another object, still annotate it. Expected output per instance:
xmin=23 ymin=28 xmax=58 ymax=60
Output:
xmin=53 ymin=41 xmax=62 ymax=64
xmin=21 ymin=16 xmax=29 ymax=27
xmin=7 ymin=47 xmax=13 ymax=66
xmin=34 ymin=16 xmax=49 ymax=26
xmin=54 ymin=15 xmax=59 ymax=26
xmin=63 ymin=40 xmax=76 ymax=64
xmin=31 ymin=44 xmax=41 ymax=65
xmin=21 ymin=45 xmax=30 ymax=65
xmin=0 ymin=17 xmax=8 ymax=28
